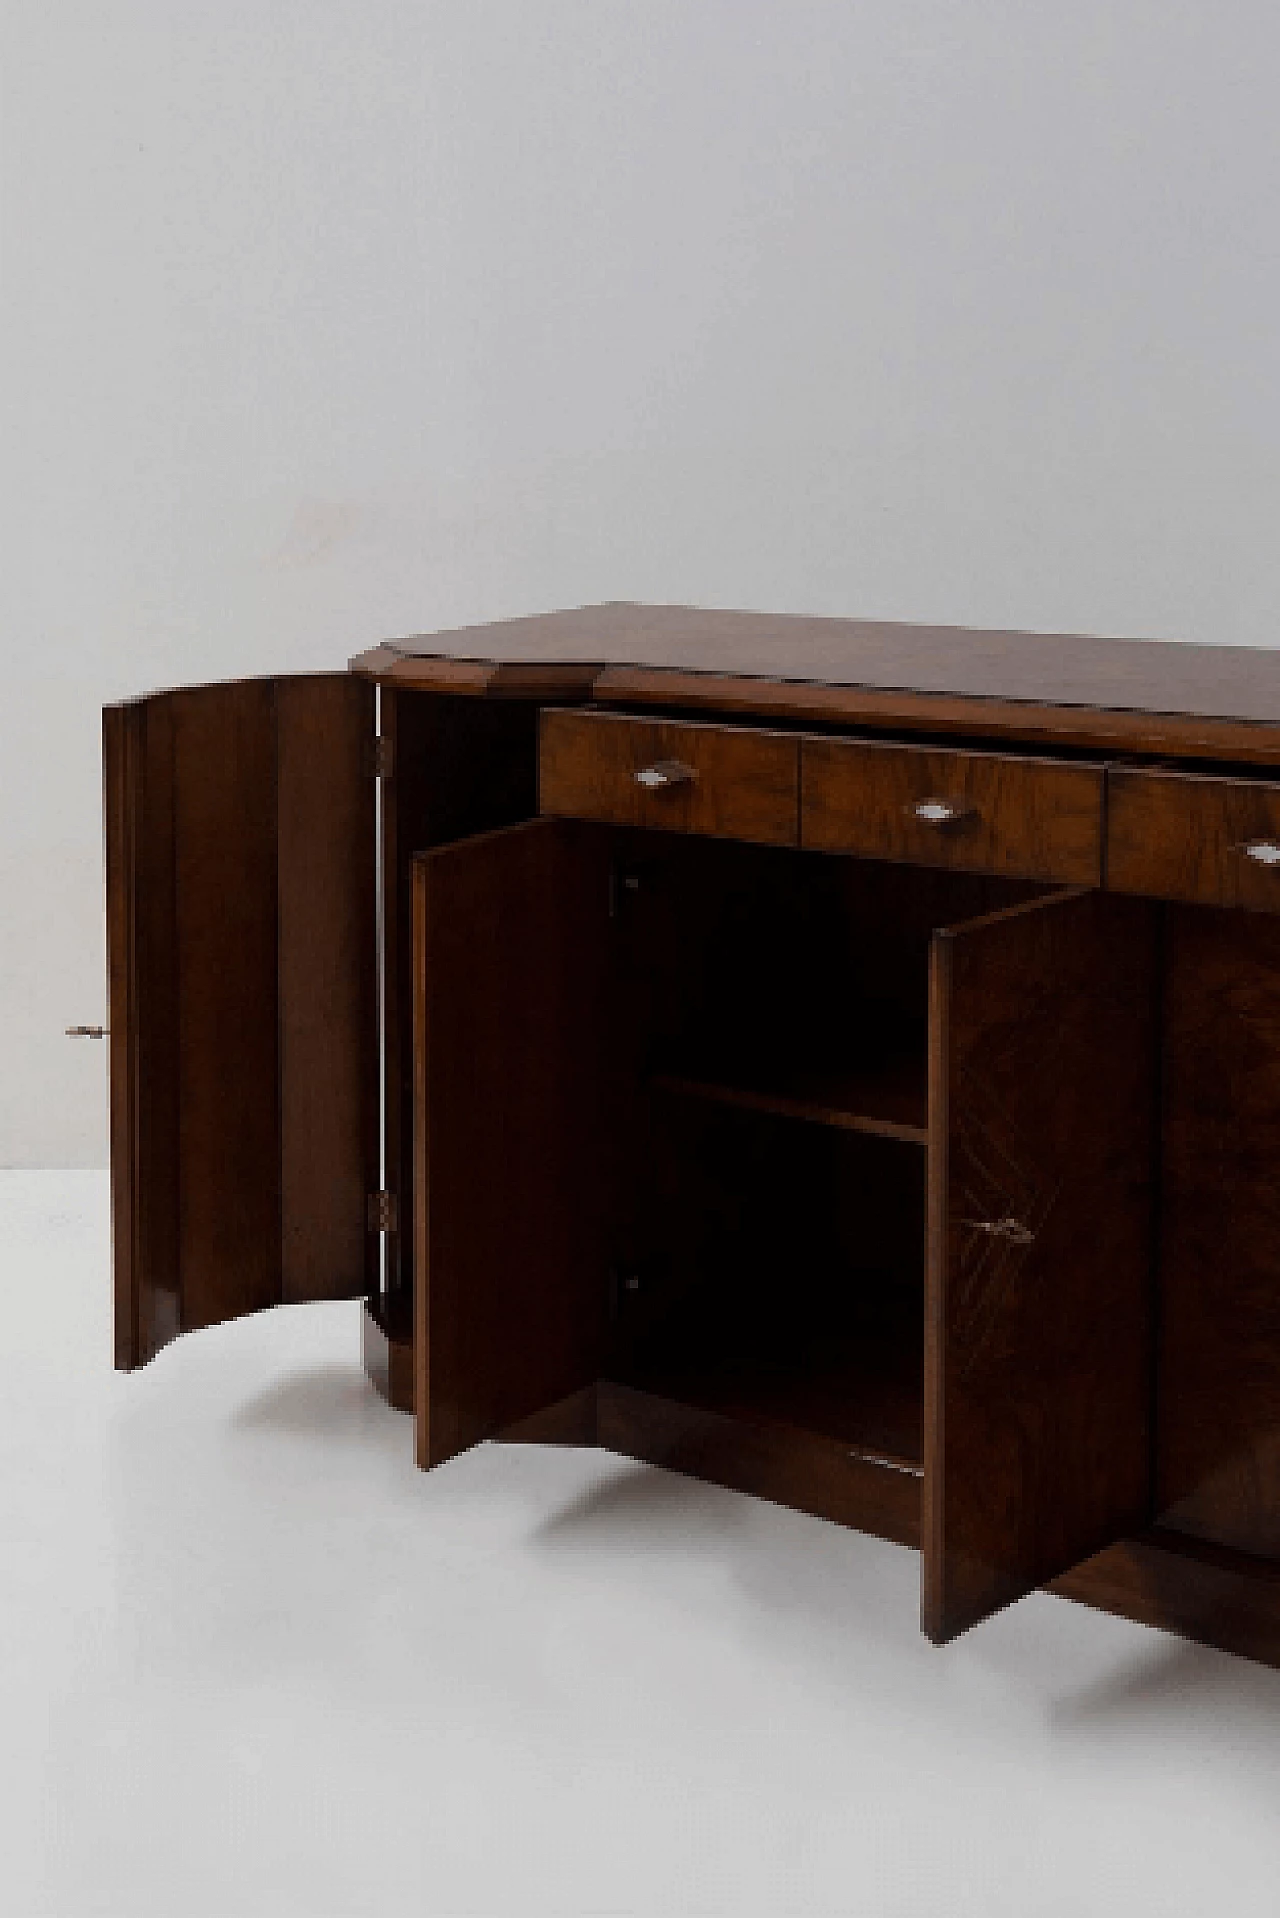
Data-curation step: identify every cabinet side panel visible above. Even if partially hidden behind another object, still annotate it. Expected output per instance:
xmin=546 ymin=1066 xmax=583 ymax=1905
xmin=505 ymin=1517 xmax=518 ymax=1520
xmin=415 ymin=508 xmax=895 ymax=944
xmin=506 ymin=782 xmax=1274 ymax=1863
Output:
xmin=1158 ymin=907 xmax=1280 ymax=1558
xmin=276 ymin=677 xmax=378 ymax=1303
xmin=171 ymin=683 xmax=281 ymax=1329
xmin=105 ymin=699 xmax=181 ymax=1365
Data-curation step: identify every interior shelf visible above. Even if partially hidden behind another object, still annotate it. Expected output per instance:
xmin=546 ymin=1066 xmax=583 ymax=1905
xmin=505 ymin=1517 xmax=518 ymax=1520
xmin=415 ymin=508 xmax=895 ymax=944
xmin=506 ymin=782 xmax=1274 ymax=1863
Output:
xmin=616 ymin=1299 xmax=924 ymax=1473
xmin=650 ymin=1050 xmax=928 ymax=1145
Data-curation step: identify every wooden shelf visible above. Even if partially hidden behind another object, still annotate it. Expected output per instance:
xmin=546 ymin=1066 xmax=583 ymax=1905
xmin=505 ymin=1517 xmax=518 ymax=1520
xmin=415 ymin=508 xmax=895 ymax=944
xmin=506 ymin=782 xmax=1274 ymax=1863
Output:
xmin=651 ymin=1051 xmax=928 ymax=1145
xmin=615 ymin=1307 xmax=925 ymax=1472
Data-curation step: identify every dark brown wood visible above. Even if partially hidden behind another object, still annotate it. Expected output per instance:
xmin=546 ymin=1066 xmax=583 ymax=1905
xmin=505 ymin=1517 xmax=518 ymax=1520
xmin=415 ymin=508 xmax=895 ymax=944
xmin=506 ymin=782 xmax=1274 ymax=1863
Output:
xmin=802 ymin=736 xmax=1103 ymax=884
xmin=104 ymin=675 xmax=377 ymax=1364
xmin=1052 ymin=1529 xmax=1280 ymax=1672
xmin=651 ymin=1055 xmax=927 ymax=1145
xmin=596 ymin=1381 xmax=922 ymax=1550
xmin=497 ymin=1386 xmax=599 ymax=1447
xmin=597 ymin=667 xmax=1280 ymax=767
xmin=1108 ymin=766 xmax=1280 ymax=909
xmin=105 ymin=698 xmax=179 ymax=1365
xmin=352 ymin=601 xmax=1280 ymax=766
xmin=1156 ymin=906 xmax=1280 ymax=1559
xmin=352 ymin=643 xmax=601 ymax=701
xmin=412 ymin=820 xmax=612 ymax=1468
xmin=381 ymin=690 xmax=543 ymax=1304
xmin=923 ymin=889 xmax=1158 ymax=1642
xmin=362 ymin=1293 xmax=414 ymax=1414
xmin=539 ymin=708 xmax=799 ymax=847
xmin=277 ymin=678 xmax=379 ymax=1303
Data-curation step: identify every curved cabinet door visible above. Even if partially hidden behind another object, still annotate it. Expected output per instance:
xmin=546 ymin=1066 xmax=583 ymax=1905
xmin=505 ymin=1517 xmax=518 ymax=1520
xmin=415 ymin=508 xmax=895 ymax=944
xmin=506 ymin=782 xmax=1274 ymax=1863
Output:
xmin=923 ymin=889 xmax=1158 ymax=1642
xmin=412 ymin=820 xmax=611 ymax=1468
xmin=104 ymin=675 xmax=378 ymax=1367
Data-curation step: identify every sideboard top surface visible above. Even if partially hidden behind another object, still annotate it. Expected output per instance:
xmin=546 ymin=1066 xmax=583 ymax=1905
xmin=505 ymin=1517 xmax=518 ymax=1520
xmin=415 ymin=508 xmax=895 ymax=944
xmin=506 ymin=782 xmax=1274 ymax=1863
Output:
xmin=350 ymin=603 xmax=1280 ymax=764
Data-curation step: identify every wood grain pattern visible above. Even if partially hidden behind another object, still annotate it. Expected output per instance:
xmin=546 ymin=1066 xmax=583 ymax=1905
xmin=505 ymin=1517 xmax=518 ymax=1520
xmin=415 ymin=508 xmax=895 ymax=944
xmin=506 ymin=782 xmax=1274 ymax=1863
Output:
xmin=277 ymin=677 xmax=378 ymax=1303
xmin=1156 ymin=906 xmax=1280 ymax=1559
xmin=413 ymin=820 xmax=612 ymax=1468
xmin=380 ymin=689 xmax=542 ymax=1305
xmin=170 ymin=681 xmax=281 ymax=1330
xmin=802 ymin=736 xmax=1103 ymax=884
xmin=1108 ymin=766 xmax=1280 ymax=909
xmin=351 ymin=601 xmax=1280 ymax=732
xmin=923 ymin=889 xmax=1158 ymax=1642
xmin=596 ymin=667 xmax=1280 ymax=766
xmin=539 ymin=708 xmax=799 ymax=846
xmin=104 ymin=675 xmax=376 ymax=1364
xmin=351 ymin=601 xmax=1280 ymax=765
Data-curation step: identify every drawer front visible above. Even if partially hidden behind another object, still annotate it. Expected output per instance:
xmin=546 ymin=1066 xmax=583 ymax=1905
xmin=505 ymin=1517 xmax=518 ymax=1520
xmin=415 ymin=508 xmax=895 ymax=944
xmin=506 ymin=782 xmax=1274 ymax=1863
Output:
xmin=539 ymin=710 xmax=799 ymax=846
xmin=1108 ymin=768 xmax=1280 ymax=909
xmin=801 ymin=737 xmax=1103 ymax=882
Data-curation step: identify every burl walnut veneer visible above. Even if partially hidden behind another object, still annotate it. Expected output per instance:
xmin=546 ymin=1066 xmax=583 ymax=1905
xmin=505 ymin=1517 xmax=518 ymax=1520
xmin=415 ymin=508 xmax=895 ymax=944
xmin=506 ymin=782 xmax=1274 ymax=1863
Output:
xmin=104 ymin=604 xmax=1280 ymax=1666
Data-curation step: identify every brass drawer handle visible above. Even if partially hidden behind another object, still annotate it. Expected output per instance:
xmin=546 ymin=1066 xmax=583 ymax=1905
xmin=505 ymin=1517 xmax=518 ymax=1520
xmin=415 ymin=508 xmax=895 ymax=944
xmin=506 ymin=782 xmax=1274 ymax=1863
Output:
xmin=910 ymin=797 xmax=972 ymax=826
xmin=634 ymin=760 xmax=697 ymax=792
xmin=1238 ymin=839 xmax=1280 ymax=867
xmin=960 ymin=1214 xmax=1036 ymax=1246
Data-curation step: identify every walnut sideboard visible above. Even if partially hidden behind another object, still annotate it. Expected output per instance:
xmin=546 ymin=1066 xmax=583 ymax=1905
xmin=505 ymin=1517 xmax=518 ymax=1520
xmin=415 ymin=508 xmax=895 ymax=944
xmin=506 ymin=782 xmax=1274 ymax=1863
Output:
xmin=104 ymin=604 xmax=1280 ymax=1661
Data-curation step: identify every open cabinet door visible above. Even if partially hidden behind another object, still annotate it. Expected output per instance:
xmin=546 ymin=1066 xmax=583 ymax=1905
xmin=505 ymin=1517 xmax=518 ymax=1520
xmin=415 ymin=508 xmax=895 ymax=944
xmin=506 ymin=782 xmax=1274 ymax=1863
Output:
xmin=413 ymin=820 xmax=611 ymax=1468
xmin=104 ymin=676 xmax=378 ymax=1368
xmin=923 ymin=889 xmax=1158 ymax=1643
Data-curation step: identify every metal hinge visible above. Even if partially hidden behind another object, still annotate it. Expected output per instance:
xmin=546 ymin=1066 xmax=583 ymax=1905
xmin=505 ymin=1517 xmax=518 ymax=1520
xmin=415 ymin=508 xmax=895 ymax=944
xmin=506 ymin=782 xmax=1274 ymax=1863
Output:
xmin=368 ymin=1191 xmax=398 ymax=1233
xmin=368 ymin=735 xmax=395 ymax=779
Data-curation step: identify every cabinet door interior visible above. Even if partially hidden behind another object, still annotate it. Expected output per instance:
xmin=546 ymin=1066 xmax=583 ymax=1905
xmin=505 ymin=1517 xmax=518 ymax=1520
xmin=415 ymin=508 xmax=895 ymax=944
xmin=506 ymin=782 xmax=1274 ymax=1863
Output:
xmin=104 ymin=676 xmax=378 ymax=1367
xmin=923 ymin=889 xmax=1158 ymax=1642
xmin=412 ymin=819 xmax=612 ymax=1468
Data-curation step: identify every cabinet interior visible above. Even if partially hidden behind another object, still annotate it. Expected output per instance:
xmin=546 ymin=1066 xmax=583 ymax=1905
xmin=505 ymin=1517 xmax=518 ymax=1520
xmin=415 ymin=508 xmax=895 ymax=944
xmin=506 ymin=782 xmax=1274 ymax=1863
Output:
xmin=600 ymin=831 xmax=1042 ymax=1469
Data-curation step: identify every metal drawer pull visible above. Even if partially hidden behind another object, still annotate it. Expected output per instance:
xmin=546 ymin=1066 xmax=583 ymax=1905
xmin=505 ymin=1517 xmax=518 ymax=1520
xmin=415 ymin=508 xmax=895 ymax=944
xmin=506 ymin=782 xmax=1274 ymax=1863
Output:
xmin=66 ymin=1025 xmax=109 ymax=1038
xmin=1239 ymin=840 xmax=1280 ymax=867
xmin=960 ymin=1214 xmax=1036 ymax=1246
xmin=634 ymin=760 xmax=697 ymax=791
xmin=911 ymin=797 xmax=972 ymax=825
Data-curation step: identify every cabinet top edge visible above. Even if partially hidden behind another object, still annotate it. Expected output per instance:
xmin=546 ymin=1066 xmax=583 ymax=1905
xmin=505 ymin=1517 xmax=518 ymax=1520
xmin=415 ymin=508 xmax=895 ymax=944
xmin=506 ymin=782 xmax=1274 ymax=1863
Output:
xmin=348 ymin=603 xmax=1280 ymax=766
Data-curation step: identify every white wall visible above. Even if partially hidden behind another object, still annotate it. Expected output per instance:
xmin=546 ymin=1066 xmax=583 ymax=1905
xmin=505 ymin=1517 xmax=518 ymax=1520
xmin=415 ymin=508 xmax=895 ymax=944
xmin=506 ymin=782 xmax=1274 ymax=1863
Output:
xmin=3 ymin=0 xmax=1279 ymax=1166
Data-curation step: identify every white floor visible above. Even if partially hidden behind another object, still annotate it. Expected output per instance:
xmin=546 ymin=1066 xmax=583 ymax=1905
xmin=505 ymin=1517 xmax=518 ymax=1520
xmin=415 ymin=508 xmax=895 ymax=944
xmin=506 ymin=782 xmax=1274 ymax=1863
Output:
xmin=3 ymin=1176 xmax=1280 ymax=1917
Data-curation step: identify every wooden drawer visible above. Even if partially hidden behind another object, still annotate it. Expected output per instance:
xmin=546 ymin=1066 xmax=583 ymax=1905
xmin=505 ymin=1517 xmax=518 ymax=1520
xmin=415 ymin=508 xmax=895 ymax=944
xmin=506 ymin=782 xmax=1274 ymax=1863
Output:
xmin=539 ymin=709 xmax=798 ymax=846
xmin=1108 ymin=767 xmax=1280 ymax=909
xmin=801 ymin=736 xmax=1104 ymax=883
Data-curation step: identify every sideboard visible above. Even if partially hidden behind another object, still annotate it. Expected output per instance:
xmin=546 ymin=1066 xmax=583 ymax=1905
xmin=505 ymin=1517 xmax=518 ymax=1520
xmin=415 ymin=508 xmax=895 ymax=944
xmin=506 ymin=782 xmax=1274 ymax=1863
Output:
xmin=104 ymin=604 xmax=1280 ymax=1662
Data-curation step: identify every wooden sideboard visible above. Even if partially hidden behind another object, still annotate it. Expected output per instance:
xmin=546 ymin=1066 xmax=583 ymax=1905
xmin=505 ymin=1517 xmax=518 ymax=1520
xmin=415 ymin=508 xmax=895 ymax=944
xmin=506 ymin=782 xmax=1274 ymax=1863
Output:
xmin=105 ymin=604 xmax=1280 ymax=1663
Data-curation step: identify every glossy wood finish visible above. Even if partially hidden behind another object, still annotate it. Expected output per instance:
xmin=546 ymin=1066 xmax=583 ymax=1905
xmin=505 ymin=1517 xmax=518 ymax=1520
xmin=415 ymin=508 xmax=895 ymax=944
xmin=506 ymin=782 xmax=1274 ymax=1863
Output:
xmin=412 ymin=820 xmax=612 ymax=1468
xmin=596 ymin=1382 xmax=922 ymax=1551
xmin=105 ymin=676 xmax=377 ymax=1366
xmin=1156 ymin=907 xmax=1280 ymax=1559
xmin=539 ymin=708 xmax=799 ymax=846
xmin=277 ymin=679 xmax=380 ymax=1305
xmin=1109 ymin=766 xmax=1280 ymax=909
xmin=923 ymin=889 xmax=1158 ymax=1642
xmin=353 ymin=601 xmax=1280 ymax=765
xmin=381 ymin=690 xmax=541 ymax=1303
xmin=802 ymin=736 xmax=1103 ymax=884
xmin=1052 ymin=1529 xmax=1280 ymax=1671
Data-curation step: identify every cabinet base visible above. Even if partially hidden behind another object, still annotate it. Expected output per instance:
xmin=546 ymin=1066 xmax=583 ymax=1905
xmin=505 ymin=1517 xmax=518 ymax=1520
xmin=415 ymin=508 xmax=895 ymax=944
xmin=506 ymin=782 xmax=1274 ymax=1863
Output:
xmin=362 ymin=1293 xmax=414 ymax=1414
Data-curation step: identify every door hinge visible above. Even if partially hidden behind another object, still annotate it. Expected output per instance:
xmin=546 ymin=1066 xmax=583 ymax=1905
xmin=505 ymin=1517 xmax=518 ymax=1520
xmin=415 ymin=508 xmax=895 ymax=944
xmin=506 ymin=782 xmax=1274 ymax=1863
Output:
xmin=368 ymin=735 xmax=395 ymax=779
xmin=368 ymin=1191 xmax=398 ymax=1233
